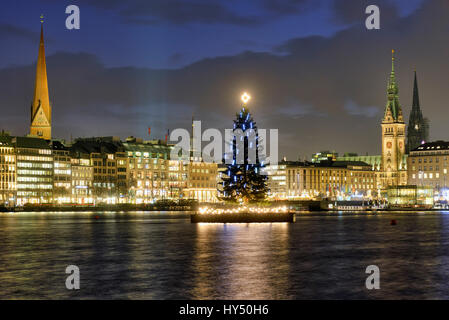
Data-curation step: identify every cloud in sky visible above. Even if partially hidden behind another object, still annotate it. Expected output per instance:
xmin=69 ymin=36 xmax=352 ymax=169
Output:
xmin=0 ymin=0 xmax=448 ymax=160
xmin=0 ymin=23 xmax=39 ymax=42
xmin=75 ymin=0 xmax=313 ymax=26
xmin=344 ymin=100 xmax=379 ymax=118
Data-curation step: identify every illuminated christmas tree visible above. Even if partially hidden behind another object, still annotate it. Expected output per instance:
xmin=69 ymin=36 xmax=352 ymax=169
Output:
xmin=220 ymin=93 xmax=268 ymax=203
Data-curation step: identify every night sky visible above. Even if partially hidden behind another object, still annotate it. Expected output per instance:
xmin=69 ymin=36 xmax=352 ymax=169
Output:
xmin=1 ymin=0 xmax=447 ymax=160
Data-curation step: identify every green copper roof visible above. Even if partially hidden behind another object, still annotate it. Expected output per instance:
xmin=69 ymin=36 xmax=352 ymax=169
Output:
xmin=384 ymin=50 xmax=402 ymax=121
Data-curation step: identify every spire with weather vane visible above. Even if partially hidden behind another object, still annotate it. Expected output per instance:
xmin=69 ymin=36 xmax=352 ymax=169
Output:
xmin=30 ymin=14 xmax=52 ymax=140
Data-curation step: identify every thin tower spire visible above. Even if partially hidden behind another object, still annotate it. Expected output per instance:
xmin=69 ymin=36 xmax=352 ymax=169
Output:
xmin=30 ymin=15 xmax=52 ymax=140
xmin=384 ymin=49 xmax=402 ymax=122
xmin=412 ymin=69 xmax=420 ymax=111
xmin=389 ymin=49 xmax=396 ymax=83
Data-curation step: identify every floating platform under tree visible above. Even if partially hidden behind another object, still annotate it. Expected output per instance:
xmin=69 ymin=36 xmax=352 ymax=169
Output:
xmin=191 ymin=206 xmax=296 ymax=223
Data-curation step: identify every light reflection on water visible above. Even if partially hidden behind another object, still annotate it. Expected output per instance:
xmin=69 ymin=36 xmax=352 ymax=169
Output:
xmin=1 ymin=211 xmax=449 ymax=299
xmin=190 ymin=223 xmax=291 ymax=299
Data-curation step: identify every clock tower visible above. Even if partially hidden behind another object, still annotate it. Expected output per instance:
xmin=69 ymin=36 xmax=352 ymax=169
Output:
xmin=380 ymin=50 xmax=407 ymax=188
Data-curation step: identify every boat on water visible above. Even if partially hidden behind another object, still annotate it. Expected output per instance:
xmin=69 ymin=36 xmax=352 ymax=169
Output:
xmin=191 ymin=206 xmax=296 ymax=223
xmin=191 ymin=212 xmax=295 ymax=223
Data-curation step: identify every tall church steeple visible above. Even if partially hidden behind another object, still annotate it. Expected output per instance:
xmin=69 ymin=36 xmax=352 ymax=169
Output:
xmin=380 ymin=50 xmax=407 ymax=188
xmin=383 ymin=50 xmax=403 ymax=123
xmin=30 ymin=16 xmax=52 ymax=140
xmin=406 ymin=70 xmax=429 ymax=153
xmin=412 ymin=70 xmax=420 ymax=109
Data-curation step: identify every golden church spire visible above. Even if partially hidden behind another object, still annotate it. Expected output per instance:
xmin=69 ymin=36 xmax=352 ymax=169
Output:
xmin=30 ymin=16 xmax=52 ymax=140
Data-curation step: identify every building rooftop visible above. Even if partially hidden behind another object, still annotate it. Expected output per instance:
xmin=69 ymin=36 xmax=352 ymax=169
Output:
xmin=0 ymin=134 xmax=13 ymax=146
xmin=50 ymin=140 xmax=69 ymax=151
xmin=71 ymin=137 xmax=124 ymax=155
xmin=122 ymin=141 xmax=171 ymax=154
xmin=275 ymin=159 xmax=372 ymax=169
xmin=279 ymin=160 xmax=310 ymax=167
xmin=412 ymin=140 xmax=449 ymax=152
xmin=315 ymin=160 xmax=372 ymax=169
xmin=12 ymin=136 xmax=51 ymax=149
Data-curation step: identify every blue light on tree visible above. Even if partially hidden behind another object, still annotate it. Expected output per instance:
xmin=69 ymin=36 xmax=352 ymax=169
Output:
xmin=219 ymin=92 xmax=268 ymax=203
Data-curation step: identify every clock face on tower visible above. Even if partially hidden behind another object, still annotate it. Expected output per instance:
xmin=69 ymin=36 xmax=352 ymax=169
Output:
xmin=415 ymin=124 xmax=419 ymax=130
xmin=387 ymin=142 xmax=392 ymax=149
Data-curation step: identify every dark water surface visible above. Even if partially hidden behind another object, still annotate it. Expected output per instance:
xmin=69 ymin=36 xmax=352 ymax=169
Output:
xmin=1 ymin=211 xmax=449 ymax=299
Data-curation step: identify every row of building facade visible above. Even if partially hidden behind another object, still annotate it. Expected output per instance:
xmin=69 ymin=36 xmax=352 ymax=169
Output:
xmin=3 ymin=130 xmax=447 ymax=205
xmin=264 ymin=140 xmax=449 ymax=201
xmin=0 ymin=135 xmax=218 ymax=206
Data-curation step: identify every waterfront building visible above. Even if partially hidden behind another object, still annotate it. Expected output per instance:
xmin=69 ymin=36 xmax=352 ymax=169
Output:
xmin=265 ymin=163 xmax=287 ymax=199
xmin=51 ymin=141 xmax=72 ymax=204
xmin=30 ymin=22 xmax=52 ymax=140
xmin=71 ymin=137 xmax=127 ymax=204
xmin=386 ymin=185 xmax=433 ymax=208
xmin=267 ymin=161 xmax=323 ymax=199
xmin=285 ymin=162 xmax=317 ymax=199
xmin=407 ymin=141 xmax=449 ymax=192
xmin=406 ymin=70 xmax=429 ymax=153
xmin=14 ymin=137 xmax=53 ymax=205
xmin=123 ymin=137 xmax=181 ymax=203
xmin=183 ymin=119 xmax=218 ymax=203
xmin=70 ymin=155 xmax=94 ymax=205
xmin=0 ymin=134 xmax=16 ymax=206
xmin=293 ymin=165 xmax=321 ymax=199
xmin=379 ymin=50 xmax=407 ymax=188
xmin=317 ymin=160 xmax=376 ymax=199
xmin=184 ymin=160 xmax=218 ymax=203
xmin=266 ymin=159 xmax=376 ymax=200
xmin=168 ymin=159 xmax=189 ymax=200
xmin=115 ymin=151 xmax=129 ymax=203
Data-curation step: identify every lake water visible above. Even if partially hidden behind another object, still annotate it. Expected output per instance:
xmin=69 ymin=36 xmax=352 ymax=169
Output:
xmin=1 ymin=211 xmax=449 ymax=299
